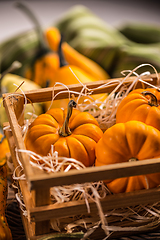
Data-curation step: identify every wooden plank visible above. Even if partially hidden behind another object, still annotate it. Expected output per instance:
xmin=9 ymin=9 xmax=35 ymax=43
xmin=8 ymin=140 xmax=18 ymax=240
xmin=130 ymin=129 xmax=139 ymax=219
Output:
xmin=34 ymin=188 xmax=51 ymax=235
xmin=23 ymin=73 xmax=160 ymax=103
xmin=35 ymin=221 xmax=50 ymax=236
xmin=29 ymin=187 xmax=160 ymax=222
xmin=3 ymin=95 xmax=34 ymax=182
xmin=20 ymin=211 xmax=35 ymax=240
xmin=29 ymin=157 xmax=160 ymax=190
xmin=5 ymin=127 xmax=51 ymax=237
xmin=3 ymin=73 xmax=160 ymax=104
xmin=5 ymin=127 xmax=36 ymax=239
xmin=4 ymin=128 xmax=34 ymax=213
xmin=12 ymin=94 xmax=24 ymax=126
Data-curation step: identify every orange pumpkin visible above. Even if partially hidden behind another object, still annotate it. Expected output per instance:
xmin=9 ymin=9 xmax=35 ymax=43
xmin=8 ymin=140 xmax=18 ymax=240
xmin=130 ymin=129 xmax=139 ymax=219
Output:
xmin=95 ymin=120 xmax=160 ymax=193
xmin=44 ymin=37 xmax=108 ymax=110
xmin=116 ymin=88 xmax=160 ymax=131
xmin=25 ymin=100 xmax=103 ymax=167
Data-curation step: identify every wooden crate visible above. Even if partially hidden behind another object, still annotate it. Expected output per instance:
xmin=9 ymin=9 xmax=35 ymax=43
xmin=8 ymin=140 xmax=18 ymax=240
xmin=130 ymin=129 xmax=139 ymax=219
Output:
xmin=3 ymin=73 xmax=160 ymax=240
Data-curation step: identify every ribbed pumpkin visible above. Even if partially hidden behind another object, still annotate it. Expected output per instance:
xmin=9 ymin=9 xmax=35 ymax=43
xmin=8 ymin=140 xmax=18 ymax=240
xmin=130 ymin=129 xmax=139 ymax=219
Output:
xmin=116 ymin=88 xmax=160 ymax=131
xmin=95 ymin=120 xmax=160 ymax=193
xmin=25 ymin=100 xmax=103 ymax=167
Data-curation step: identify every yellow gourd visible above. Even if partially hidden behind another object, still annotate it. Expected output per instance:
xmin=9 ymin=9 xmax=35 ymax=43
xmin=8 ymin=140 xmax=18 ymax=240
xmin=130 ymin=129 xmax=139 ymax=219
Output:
xmin=116 ymin=88 xmax=160 ymax=131
xmin=95 ymin=121 xmax=160 ymax=193
xmin=45 ymin=38 xmax=108 ymax=110
xmin=45 ymin=27 xmax=109 ymax=80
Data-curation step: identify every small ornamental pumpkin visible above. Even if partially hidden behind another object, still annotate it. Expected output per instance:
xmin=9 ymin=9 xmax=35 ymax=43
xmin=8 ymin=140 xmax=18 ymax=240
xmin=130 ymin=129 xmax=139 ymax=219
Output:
xmin=116 ymin=88 xmax=160 ymax=131
xmin=95 ymin=120 xmax=160 ymax=193
xmin=44 ymin=37 xmax=108 ymax=110
xmin=25 ymin=100 xmax=103 ymax=167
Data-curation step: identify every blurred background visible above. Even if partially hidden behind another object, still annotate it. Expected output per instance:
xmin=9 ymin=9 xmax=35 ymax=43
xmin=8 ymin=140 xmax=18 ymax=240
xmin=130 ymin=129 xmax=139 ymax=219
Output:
xmin=0 ymin=0 xmax=160 ymax=78
xmin=0 ymin=0 xmax=160 ymax=42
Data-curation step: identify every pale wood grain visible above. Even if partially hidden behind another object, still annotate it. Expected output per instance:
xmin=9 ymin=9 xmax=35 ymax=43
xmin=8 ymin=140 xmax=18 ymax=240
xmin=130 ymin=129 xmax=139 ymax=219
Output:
xmin=28 ymin=157 xmax=160 ymax=190
xmin=4 ymin=128 xmax=34 ymax=212
xmin=3 ymin=73 xmax=160 ymax=104
xmin=28 ymin=187 xmax=160 ymax=222
xmin=3 ymin=96 xmax=34 ymax=179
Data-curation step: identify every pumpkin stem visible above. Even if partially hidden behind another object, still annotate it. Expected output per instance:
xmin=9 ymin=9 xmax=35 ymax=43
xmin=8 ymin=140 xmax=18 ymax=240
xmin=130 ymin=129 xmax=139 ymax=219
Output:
xmin=59 ymin=100 xmax=77 ymax=137
xmin=142 ymin=91 xmax=159 ymax=107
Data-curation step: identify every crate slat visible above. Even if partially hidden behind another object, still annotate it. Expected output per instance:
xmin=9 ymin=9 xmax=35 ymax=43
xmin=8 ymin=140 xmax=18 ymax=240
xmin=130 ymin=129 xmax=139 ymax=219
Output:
xmin=3 ymin=73 xmax=160 ymax=104
xmin=28 ymin=157 xmax=160 ymax=190
xmin=3 ymin=95 xmax=34 ymax=181
xmin=28 ymin=187 xmax=160 ymax=222
xmin=4 ymin=127 xmax=34 ymax=211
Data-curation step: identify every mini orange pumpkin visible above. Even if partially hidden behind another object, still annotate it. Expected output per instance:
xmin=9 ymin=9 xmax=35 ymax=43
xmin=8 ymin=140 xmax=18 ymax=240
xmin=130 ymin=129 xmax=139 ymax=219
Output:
xmin=95 ymin=120 xmax=160 ymax=193
xmin=116 ymin=88 xmax=160 ymax=131
xmin=25 ymin=100 xmax=103 ymax=167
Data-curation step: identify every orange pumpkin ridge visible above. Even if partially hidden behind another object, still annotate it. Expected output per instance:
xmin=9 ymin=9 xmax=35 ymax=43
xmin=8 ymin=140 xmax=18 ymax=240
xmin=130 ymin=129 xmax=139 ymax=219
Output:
xmin=116 ymin=88 xmax=160 ymax=131
xmin=95 ymin=120 xmax=160 ymax=193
